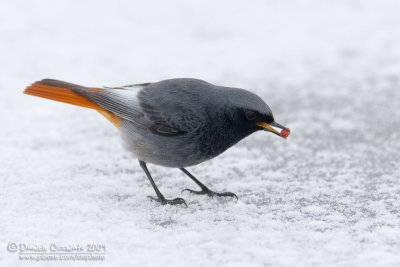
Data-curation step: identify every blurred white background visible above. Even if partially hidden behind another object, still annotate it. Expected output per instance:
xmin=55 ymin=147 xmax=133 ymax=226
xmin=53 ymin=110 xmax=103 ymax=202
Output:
xmin=1 ymin=1 xmax=400 ymax=266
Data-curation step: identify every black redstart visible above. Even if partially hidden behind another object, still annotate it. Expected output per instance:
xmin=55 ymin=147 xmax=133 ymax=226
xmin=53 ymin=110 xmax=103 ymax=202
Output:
xmin=24 ymin=78 xmax=290 ymax=206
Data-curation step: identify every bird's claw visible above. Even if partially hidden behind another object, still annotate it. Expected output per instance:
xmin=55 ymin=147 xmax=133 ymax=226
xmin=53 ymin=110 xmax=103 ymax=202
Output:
xmin=214 ymin=191 xmax=239 ymax=200
xmin=182 ymin=188 xmax=238 ymax=200
xmin=147 ymin=196 xmax=187 ymax=207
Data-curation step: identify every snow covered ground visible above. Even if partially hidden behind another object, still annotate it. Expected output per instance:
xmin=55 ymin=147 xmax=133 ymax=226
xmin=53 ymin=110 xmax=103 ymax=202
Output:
xmin=1 ymin=0 xmax=400 ymax=266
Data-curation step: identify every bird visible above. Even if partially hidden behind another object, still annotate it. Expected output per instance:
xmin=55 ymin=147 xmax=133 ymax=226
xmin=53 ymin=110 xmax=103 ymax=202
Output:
xmin=24 ymin=78 xmax=290 ymax=206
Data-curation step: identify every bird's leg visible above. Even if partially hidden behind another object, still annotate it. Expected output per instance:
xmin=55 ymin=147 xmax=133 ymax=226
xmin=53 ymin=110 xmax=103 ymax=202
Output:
xmin=139 ymin=160 xmax=187 ymax=206
xmin=180 ymin=168 xmax=238 ymax=199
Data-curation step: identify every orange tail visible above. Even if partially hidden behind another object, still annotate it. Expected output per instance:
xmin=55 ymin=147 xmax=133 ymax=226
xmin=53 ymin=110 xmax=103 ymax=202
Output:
xmin=24 ymin=79 xmax=121 ymax=128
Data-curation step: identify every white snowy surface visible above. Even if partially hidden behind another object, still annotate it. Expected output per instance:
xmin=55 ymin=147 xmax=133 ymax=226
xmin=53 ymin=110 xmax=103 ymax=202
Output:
xmin=1 ymin=1 xmax=400 ymax=266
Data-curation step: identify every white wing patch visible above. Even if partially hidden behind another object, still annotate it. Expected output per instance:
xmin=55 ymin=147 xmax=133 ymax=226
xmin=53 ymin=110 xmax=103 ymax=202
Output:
xmin=86 ymin=85 xmax=146 ymax=125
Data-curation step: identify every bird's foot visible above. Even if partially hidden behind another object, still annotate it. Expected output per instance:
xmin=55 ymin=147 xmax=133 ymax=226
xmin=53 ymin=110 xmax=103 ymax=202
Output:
xmin=183 ymin=187 xmax=238 ymax=200
xmin=147 ymin=196 xmax=187 ymax=207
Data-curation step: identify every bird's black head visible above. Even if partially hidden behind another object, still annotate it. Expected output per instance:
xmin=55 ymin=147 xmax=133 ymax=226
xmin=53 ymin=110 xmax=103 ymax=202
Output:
xmin=195 ymin=85 xmax=290 ymax=160
xmin=223 ymin=88 xmax=290 ymax=139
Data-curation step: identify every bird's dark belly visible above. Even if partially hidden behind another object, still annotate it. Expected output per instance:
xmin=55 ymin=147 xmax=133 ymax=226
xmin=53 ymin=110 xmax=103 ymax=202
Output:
xmin=135 ymin=134 xmax=237 ymax=168
xmin=161 ymin=125 xmax=254 ymax=167
xmin=125 ymin=122 xmax=254 ymax=168
xmin=194 ymin=121 xmax=256 ymax=159
xmin=197 ymin=131 xmax=243 ymax=160
xmin=127 ymin=133 xmax=207 ymax=168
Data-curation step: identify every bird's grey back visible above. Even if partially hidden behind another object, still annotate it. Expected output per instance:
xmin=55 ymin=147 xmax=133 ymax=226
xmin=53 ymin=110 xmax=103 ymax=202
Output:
xmin=139 ymin=78 xmax=271 ymax=121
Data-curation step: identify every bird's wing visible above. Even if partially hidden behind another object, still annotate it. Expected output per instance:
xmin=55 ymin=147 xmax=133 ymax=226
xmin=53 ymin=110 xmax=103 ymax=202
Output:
xmin=86 ymin=83 xmax=203 ymax=136
xmin=137 ymin=85 xmax=205 ymax=136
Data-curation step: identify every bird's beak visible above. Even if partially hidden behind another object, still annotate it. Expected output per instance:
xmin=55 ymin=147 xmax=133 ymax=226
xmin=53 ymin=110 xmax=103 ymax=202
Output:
xmin=256 ymin=121 xmax=290 ymax=138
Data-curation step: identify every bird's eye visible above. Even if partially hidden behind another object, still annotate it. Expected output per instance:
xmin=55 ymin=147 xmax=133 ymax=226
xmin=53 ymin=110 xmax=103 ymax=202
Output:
xmin=245 ymin=110 xmax=257 ymax=120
